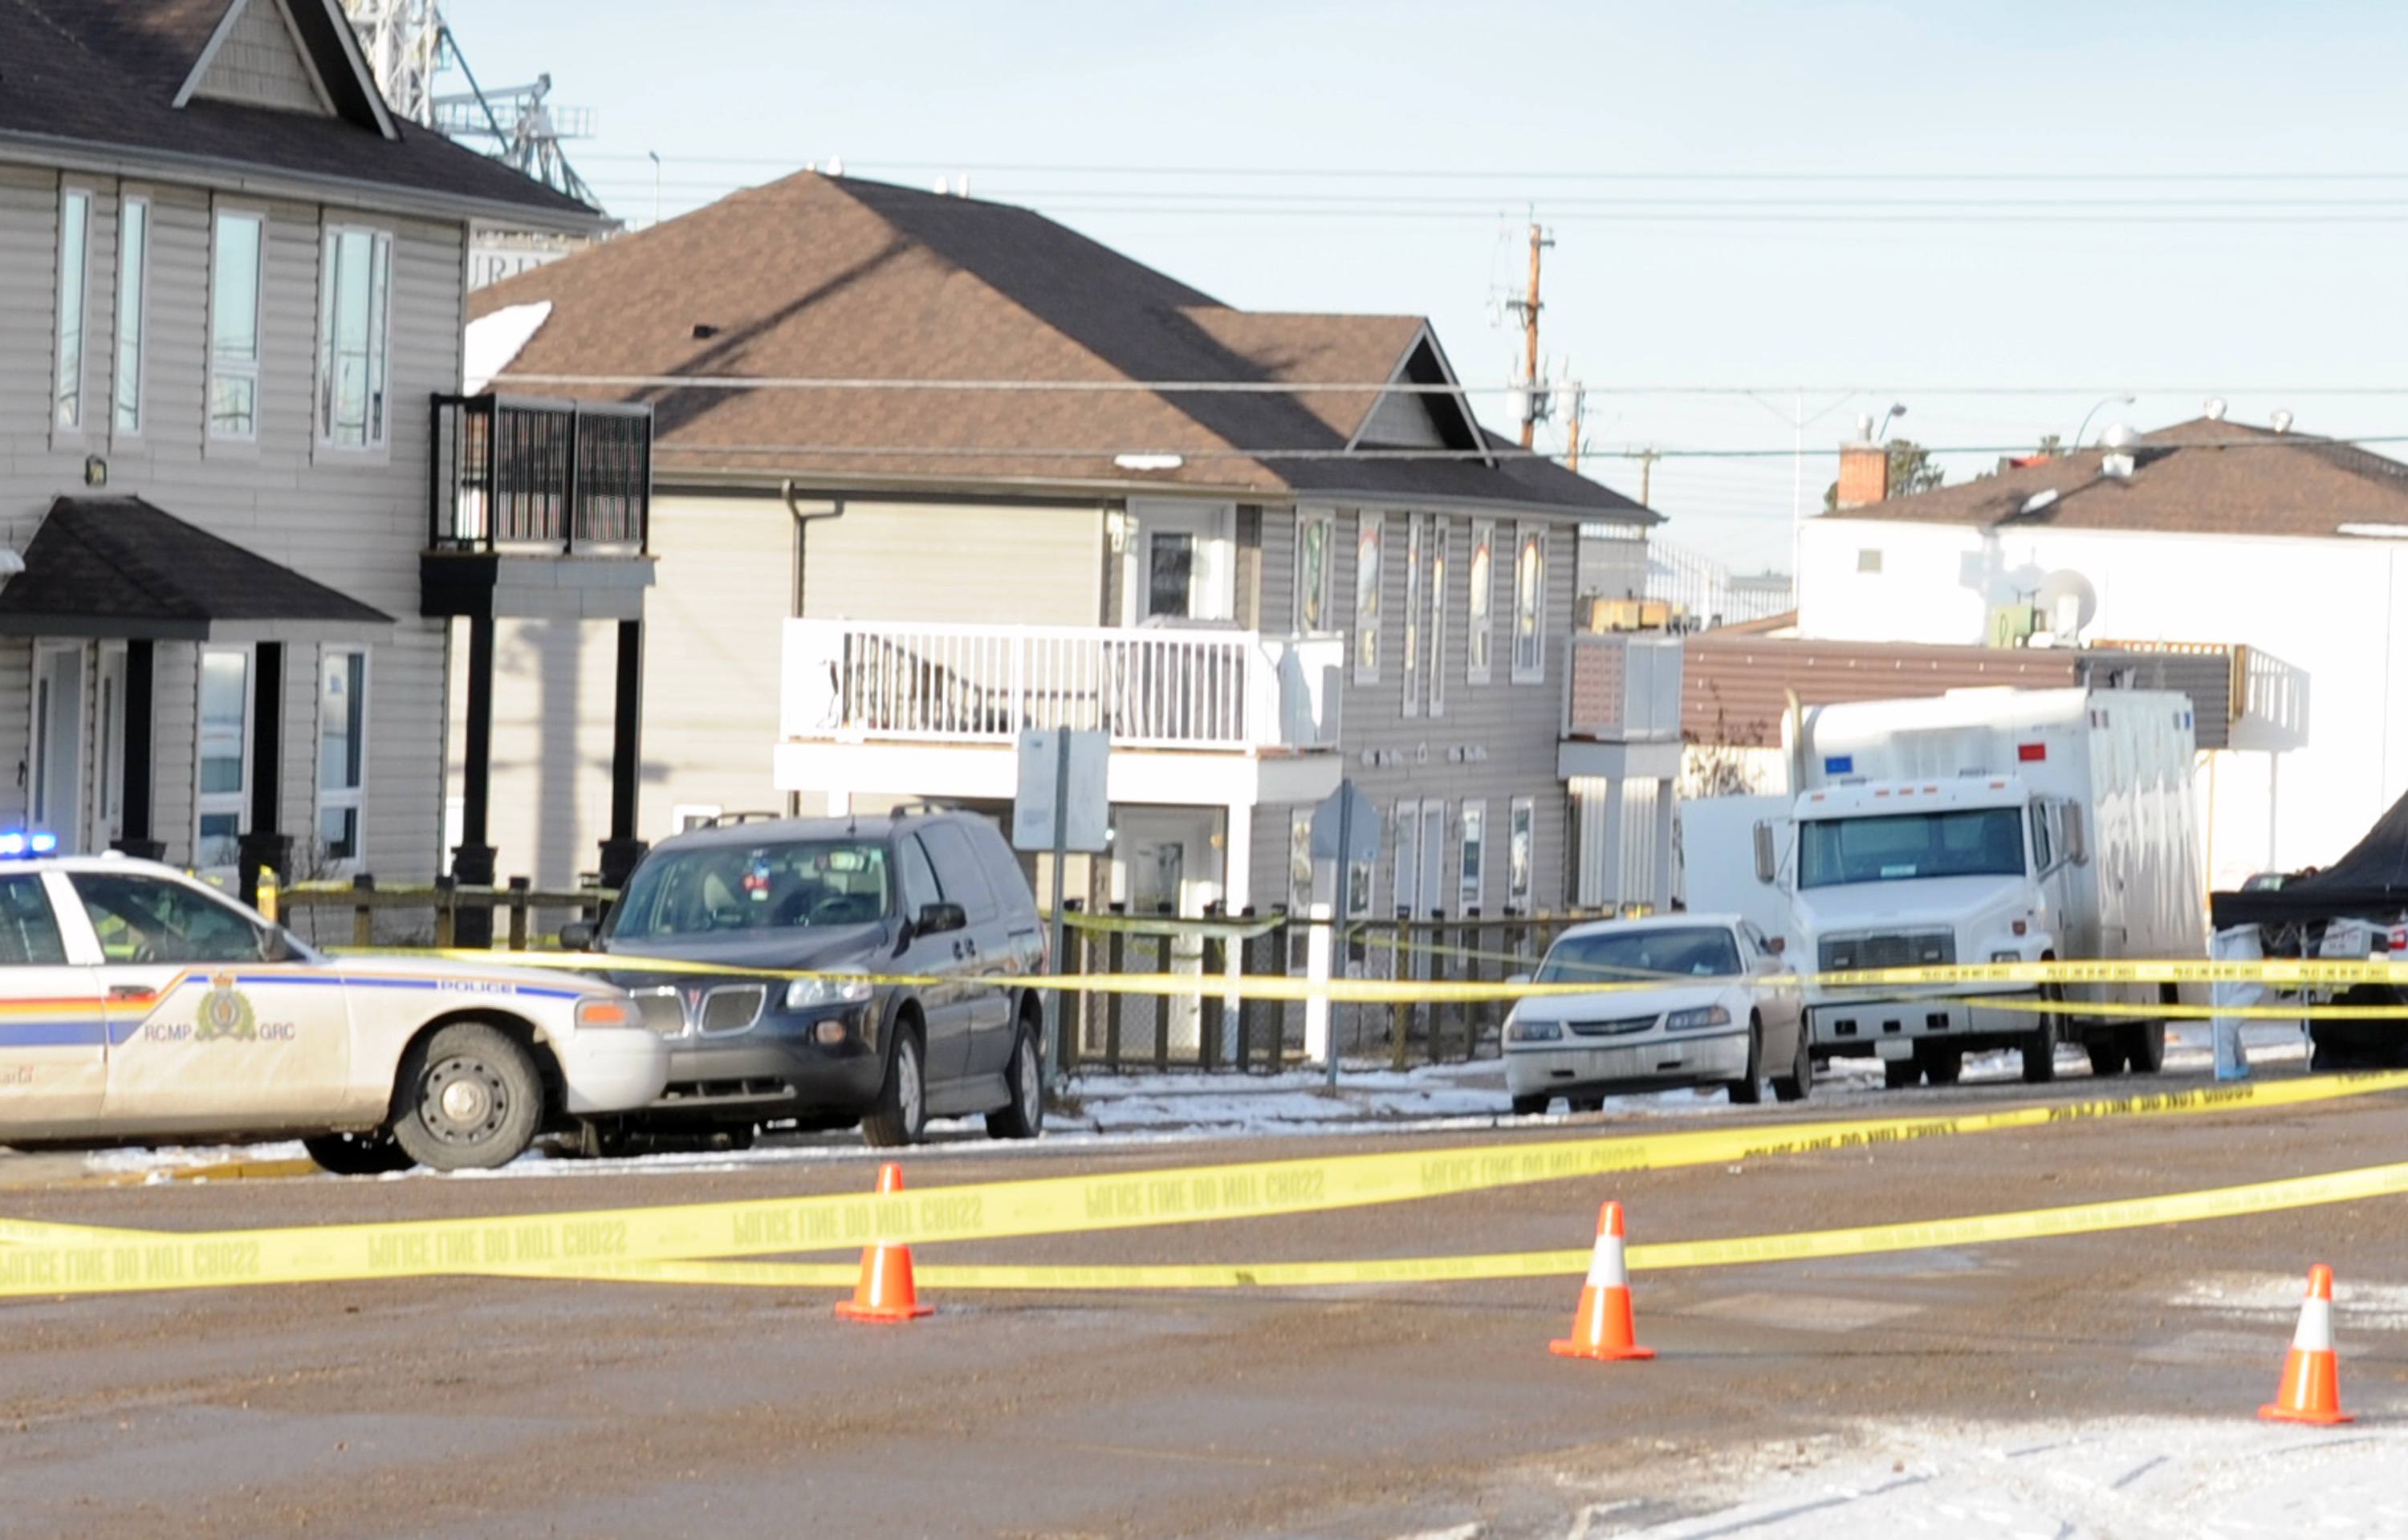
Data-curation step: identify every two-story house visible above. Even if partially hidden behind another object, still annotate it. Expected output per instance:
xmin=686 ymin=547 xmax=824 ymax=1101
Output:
xmin=0 ymin=0 xmax=650 ymax=913
xmin=462 ymin=171 xmax=1673 ymax=922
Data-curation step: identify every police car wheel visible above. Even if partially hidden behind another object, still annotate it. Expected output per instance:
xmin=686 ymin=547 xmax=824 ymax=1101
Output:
xmin=392 ymin=1022 xmax=544 ymax=1172
xmin=303 ymin=1130 xmax=414 ymax=1176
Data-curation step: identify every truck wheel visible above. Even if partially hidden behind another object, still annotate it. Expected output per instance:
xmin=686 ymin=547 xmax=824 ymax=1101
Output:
xmin=1727 ymin=1017 xmax=1767 ymax=1103
xmin=303 ymin=1130 xmax=414 ymax=1176
xmin=861 ymin=1023 xmax=927 ymax=1148
xmin=1883 ymin=1058 xmax=1921 ymax=1091
xmin=1511 ymin=1093 xmax=1550 ymax=1116
xmin=2122 ymin=992 xmax=2171 ymax=1074
xmin=985 ymin=1018 xmax=1046 ymax=1140
xmin=390 ymin=1022 xmax=544 ymax=1172
xmin=2086 ymin=1041 xmax=2129 ymax=1077
xmin=1771 ymin=1022 xmax=1813 ymax=1103
xmin=1917 ymin=1044 xmax=1963 ymax=1087
xmin=2020 ymin=1002 xmax=2060 ymax=1084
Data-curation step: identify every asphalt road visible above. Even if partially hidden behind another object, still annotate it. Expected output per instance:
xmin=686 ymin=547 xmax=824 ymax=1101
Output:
xmin=2 ymin=1067 xmax=2403 ymax=1539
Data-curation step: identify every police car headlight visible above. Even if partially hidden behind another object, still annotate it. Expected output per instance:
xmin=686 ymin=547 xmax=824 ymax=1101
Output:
xmin=576 ymin=997 xmax=636 ymax=1030
xmin=1506 ymin=1018 xmax=1563 ymax=1042
xmin=785 ymin=973 xmax=875 ymax=1010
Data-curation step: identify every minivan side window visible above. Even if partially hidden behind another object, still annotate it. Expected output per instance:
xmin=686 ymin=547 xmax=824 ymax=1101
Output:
xmin=898 ymin=835 xmax=942 ymax=920
xmin=966 ymin=820 xmax=1037 ymax=919
xmin=917 ymin=822 xmax=1001 ymax=924
xmin=0 ymin=876 xmax=67 ymax=966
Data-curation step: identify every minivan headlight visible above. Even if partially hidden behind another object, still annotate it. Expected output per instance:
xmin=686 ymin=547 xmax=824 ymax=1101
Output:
xmin=1666 ymin=1005 xmax=1731 ymax=1031
xmin=784 ymin=973 xmax=875 ymax=1010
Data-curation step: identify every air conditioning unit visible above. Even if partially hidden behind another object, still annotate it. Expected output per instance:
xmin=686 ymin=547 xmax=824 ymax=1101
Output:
xmin=1987 ymin=603 xmax=2040 ymax=649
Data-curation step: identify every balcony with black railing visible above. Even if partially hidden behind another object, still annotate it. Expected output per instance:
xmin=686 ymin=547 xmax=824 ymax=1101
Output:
xmin=429 ymin=393 xmax=653 ymax=555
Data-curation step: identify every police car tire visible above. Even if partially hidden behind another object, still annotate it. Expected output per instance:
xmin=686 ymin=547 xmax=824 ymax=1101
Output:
xmin=391 ymin=1022 xmax=544 ymax=1172
xmin=303 ymin=1130 xmax=415 ymax=1176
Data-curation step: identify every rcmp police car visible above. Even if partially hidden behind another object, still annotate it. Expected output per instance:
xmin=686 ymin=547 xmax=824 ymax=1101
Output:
xmin=0 ymin=845 xmax=666 ymax=1173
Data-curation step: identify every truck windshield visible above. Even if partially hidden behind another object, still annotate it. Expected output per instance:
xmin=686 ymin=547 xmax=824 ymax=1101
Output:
xmin=609 ymin=840 xmax=892 ymax=940
xmin=1539 ymin=926 xmax=1741 ymax=981
xmin=1799 ymin=808 xmax=2025 ymax=890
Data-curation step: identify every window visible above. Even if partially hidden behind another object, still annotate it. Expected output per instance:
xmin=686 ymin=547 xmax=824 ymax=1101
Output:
xmin=1147 ymin=531 xmax=1194 ymax=620
xmin=1401 ymin=515 xmax=1424 ymax=717
xmin=197 ymin=650 xmax=250 ymax=871
xmin=0 ymin=876 xmax=67 ymax=967
xmin=609 ymin=839 xmax=895 ymax=937
xmin=318 ymin=226 xmax=393 ymax=450
xmin=1458 ymin=801 xmax=1487 ymax=916
xmin=1392 ymin=800 xmax=1419 ymax=916
xmin=1295 ymin=511 xmax=1334 ymax=632
xmin=1798 ymin=808 xmax=2028 ymax=890
xmin=54 ymin=187 xmax=92 ymax=431
xmin=71 ymin=872 xmax=273 ymax=965
xmin=1511 ymin=523 xmax=1547 ymax=683
xmin=209 ymin=209 xmax=264 ymax=441
xmin=113 ymin=196 xmax=148 ymax=435
xmin=1540 ymin=926 xmax=1740 ymax=983
xmin=2029 ymin=803 xmax=2053 ymax=873
xmin=917 ymin=820 xmax=1001 ymax=924
xmin=1288 ymin=808 xmax=1314 ymax=916
xmin=1507 ymin=796 xmax=1536 ymax=913
xmin=316 ymin=650 xmax=368 ymax=865
xmin=1353 ymin=511 xmax=1383 ymax=682
xmin=898 ymin=835 xmax=942 ymax=919
xmin=1427 ymin=515 xmax=1450 ymax=717
xmin=1857 ymin=548 xmax=1884 ymax=574
xmin=1467 ymin=519 xmax=1495 ymax=685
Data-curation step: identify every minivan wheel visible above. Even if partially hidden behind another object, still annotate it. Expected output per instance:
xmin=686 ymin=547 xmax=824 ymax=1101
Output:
xmin=390 ymin=1022 xmax=544 ymax=1172
xmin=986 ymin=1021 xmax=1045 ymax=1140
xmin=862 ymin=1025 xmax=927 ymax=1148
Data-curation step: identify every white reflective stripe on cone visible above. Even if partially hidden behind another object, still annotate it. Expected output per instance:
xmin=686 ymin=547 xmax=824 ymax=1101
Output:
xmin=2293 ymin=1297 xmax=2335 ymax=1353
xmin=1585 ymin=1237 xmax=1629 ymax=1289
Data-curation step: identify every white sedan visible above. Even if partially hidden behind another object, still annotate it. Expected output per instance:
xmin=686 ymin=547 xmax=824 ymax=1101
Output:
xmin=1503 ymin=914 xmax=1808 ymax=1114
xmin=0 ymin=854 xmax=668 ymax=1172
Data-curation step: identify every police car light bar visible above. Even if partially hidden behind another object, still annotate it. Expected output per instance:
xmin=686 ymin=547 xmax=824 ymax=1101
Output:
xmin=0 ymin=831 xmax=58 ymax=858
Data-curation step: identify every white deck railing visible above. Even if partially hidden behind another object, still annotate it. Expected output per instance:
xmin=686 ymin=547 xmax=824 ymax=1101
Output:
xmin=781 ymin=620 xmax=1344 ymax=753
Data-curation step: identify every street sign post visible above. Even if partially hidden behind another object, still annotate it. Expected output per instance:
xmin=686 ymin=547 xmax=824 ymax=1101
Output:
xmin=1308 ymin=779 xmax=1381 ymax=1087
xmin=1014 ymin=729 xmax=1110 ymax=1084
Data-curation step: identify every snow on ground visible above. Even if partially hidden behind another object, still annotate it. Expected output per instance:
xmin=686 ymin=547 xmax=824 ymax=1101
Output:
xmin=1587 ymin=1416 xmax=2408 ymax=1539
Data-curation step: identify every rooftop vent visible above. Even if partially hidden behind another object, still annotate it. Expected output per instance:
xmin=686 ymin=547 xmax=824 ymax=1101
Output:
xmin=2272 ymin=409 xmax=2295 ymax=434
xmin=2204 ymin=396 xmax=2230 ymax=421
xmin=691 ymin=323 xmax=719 ymax=340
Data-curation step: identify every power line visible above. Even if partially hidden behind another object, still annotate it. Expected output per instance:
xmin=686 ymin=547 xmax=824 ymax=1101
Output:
xmin=568 ymin=156 xmax=2408 ymax=183
xmin=491 ymin=372 xmax=2408 ymax=398
xmin=650 ymin=433 xmax=2408 ymax=463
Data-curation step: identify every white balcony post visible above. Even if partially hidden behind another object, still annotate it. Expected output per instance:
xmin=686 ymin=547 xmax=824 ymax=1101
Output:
xmin=1304 ymin=899 xmax=1335 ymax=1067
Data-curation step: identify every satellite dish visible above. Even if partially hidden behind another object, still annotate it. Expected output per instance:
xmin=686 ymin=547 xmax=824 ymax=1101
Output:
xmin=2034 ymin=569 xmax=2099 ymax=641
xmin=2272 ymin=409 xmax=2295 ymax=434
xmin=2100 ymin=421 xmax=2140 ymax=450
xmin=2204 ymin=396 xmax=2229 ymax=421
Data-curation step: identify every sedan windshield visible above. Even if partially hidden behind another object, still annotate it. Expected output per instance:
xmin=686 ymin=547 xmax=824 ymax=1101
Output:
xmin=1799 ymin=808 xmax=2025 ymax=890
xmin=1539 ymin=926 xmax=1741 ymax=982
xmin=609 ymin=840 xmax=892 ymax=941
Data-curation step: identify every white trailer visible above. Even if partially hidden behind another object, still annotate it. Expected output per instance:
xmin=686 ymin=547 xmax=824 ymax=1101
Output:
xmin=1688 ymin=687 xmax=2205 ymax=1088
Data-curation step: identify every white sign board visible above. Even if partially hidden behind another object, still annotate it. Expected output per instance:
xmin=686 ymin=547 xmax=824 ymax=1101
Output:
xmin=1013 ymin=729 xmax=1111 ymax=852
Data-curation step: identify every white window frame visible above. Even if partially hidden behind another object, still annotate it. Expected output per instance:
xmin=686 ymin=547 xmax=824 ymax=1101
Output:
xmin=206 ymin=205 xmax=266 ymax=449
xmin=315 ymin=648 xmax=369 ymax=872
xmin=1401 ymin=514 xmax=1424 ymax=717
xmin=52 ymin=185 xmax=95 ymax=440
xmin=315 ymin=222 xmax=396 ymax=458
xmin=1287 ymin=807 xmax=1314 ymax=916
xmin=1427 ymin=514 xmax=1450 ymax=718
xmin=1511 ymin=522 xmax=1548 ymax=685
xmin=92 ymin=644 xmax=126 ymax=851
xmin=1352 ymin=510 xmax=1384 ymax=684
xmin=1458 ymin=799 xmax=1487 ymax=916
xmin=1507 ymin=795 xmax=1536 ymax=914
xmin=195 ymin=646 xmax=254 ymax=876
xmin=112 ymin=194 xmax=150 ymax=439
xmin=1466 ymin=518 xmax=1495 ymax=685
xmin=1392 ymin=799 xmax=1420 ymax=917
xmin=1294 ymin=508 xmax=1336 ymax=633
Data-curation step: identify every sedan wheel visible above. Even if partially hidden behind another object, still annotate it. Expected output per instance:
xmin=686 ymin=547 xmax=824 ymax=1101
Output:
xmin=389 ymin=1022 xmax=543 ymax=1172
xmin=1771 ymin=1020 xmax=1813 ymax=1103
xmin=1727 ymin=1017 xmax=1767 ymax=1104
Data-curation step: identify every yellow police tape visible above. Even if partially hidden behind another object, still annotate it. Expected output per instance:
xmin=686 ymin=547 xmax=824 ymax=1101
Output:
xmin=1 ymin=1071 xmax=2402 ymax=1298
xmin=346 ymin=946 xmax=2408 ymax=1007
xmin=515 ymin=1156 xmax=2408 ymax=1292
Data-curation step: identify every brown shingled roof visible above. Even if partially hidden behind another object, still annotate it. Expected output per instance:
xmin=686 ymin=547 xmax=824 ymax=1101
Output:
xmin=1818 ymin=419 xmax=2408 ymax=539
xmin=471 ymin=171 xmax=1649 ymax=516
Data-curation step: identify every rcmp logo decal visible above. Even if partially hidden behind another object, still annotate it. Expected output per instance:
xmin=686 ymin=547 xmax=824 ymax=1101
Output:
xmin=194 ymin=973 xmax=259 ymax=1042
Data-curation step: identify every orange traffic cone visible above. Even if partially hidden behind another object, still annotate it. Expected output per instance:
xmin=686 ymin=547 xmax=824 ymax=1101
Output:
xmin=1550 ymin=1201 xmax=1654 ymax=1361
xmin=2259 ymin=1263 xmax=2351 ymax=1424
xmin=834 ymin=1163 xmax=933 ymax=1323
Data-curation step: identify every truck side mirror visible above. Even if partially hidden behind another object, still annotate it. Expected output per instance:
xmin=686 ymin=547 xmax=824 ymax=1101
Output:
xmin=1751 ymin=822 xmax=1776 ymax=884
xmin=2060 ymin=806 xmax=2089 ymax=866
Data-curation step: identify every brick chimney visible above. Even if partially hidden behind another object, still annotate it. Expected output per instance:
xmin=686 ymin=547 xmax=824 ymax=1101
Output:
xmin=1835 ymin=416 xmax=1890 ymax=510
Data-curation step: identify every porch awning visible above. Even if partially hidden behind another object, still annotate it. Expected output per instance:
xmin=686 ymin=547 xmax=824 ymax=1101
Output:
xmin=0 ymin=497 xmax=393 ymax=641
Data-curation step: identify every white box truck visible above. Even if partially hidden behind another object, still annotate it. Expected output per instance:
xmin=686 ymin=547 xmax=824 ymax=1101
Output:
xmin=1686 ymin=687 xmax=2205 ymax=1088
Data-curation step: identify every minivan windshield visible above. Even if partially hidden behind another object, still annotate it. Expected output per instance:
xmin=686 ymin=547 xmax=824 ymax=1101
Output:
xmin=1799 ymin=807 xmax=2025 ymax=890
xmin=609 ymin=840 xmax=893 ymax=940
xmin=1539 ymin=926 xmax=1741 ymax=982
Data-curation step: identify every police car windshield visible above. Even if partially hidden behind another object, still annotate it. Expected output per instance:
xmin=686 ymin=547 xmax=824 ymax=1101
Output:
xmin=1799 ymin=808 xmax=2025 ymax=890
xmin=1538 ymin=927 xmax=1740 ymax=982
xmin=609 ymin=841 xmax=893 ymax=940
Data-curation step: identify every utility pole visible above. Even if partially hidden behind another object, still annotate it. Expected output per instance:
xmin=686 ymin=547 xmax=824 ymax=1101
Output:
xmin=1626 ymin=447 xmax=1660 ymax=506
xmin=1508 ymin=220 xmax=1554 ymax=450
xmin=1565 ymin=381 xmax=1584 ymax=472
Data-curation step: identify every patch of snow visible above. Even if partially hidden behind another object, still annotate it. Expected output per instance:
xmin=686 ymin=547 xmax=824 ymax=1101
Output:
xmin=2173 ymin=1271 xmax=2408 ymax=1331
xmin=462 ymin=300 xmax=551 ymax=393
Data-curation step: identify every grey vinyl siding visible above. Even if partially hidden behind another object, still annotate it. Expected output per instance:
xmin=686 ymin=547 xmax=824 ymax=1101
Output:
xmin=1250 ymin=502 xmax=1582 ymax=918
xmin=190 ymin=0 xmax=331 ymax=116
xmin=1 ymin=161 xmax=464 ymax=879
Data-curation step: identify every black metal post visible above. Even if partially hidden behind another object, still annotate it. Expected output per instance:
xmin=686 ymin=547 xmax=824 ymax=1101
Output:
xmin=596 ymin=619 xmax=648 ymax=892
xmin=112 ymin=639 xmax=163 ymax=860
xmin=237 ymin=643 xmax=291 ymax=908
xmin=453 ymin=613 xmax=498 ymax=945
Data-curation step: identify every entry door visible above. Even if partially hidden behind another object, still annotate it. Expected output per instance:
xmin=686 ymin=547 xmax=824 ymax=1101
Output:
xmin=29 ymin=644 xmax=83 ymax=852
xmin=88 ymin=646 xmax=125 ymax=852
xmin=1128 ymin=503 xmax=1234 ymax=624
xmin=1121 ymin=809 xmax=1219 ymax=1053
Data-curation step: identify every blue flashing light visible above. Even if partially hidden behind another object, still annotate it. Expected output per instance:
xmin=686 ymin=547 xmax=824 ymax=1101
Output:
xmin=0 ymin=833 xmax=25 ymax=859
xmin=1823 ymin=755 xmax=1854 ymax=774
xmin=29 ymin=831 xmax=55 ymax=854
xmin=0 ymin=831 xmax=55 ymax=859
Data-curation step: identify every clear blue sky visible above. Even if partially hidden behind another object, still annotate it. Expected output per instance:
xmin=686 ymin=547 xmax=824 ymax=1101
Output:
xmin=452 ymin=1 xmax=2406 ymax=574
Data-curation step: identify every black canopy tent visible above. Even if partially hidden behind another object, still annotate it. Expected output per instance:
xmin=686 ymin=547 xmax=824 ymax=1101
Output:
xmin=2209 ymin=787 xmax=2408 ymax=929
